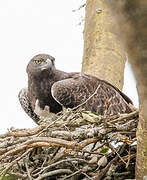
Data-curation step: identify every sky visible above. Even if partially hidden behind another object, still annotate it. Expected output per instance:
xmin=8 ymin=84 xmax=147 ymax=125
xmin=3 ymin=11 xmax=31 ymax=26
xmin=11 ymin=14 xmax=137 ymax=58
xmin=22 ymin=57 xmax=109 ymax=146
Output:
xmin=0 ymin=0 xmax=138 ymax=133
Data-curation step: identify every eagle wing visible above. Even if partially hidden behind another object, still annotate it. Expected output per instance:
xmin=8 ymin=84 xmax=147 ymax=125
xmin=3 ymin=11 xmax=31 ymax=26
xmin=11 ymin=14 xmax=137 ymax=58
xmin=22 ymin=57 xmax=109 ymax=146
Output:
xmin=51 ymin=73 xmax=133 ymax=115
xmin=18 ymin=88 xmax=40 ymax=124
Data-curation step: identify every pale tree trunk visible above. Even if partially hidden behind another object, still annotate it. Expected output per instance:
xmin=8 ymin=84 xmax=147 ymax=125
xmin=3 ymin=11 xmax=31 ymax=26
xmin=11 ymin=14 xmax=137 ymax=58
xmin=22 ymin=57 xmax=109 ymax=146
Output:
xmin=82 ymin=0 xmax=126 ymax=90
xmin=106 ymin=1 xmax=147 ymax=179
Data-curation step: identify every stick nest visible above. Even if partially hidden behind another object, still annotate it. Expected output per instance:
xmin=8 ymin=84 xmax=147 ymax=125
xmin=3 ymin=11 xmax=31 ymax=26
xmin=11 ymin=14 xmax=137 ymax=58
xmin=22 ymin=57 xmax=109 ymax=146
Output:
xmin=0 ymin=108 xmax=138 ymax=180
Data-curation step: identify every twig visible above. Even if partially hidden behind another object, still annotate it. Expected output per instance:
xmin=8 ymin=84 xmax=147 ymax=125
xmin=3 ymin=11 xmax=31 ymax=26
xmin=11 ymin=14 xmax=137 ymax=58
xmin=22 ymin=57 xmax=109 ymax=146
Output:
xmin=25 ymin=159 xmax=32 ymax=180
xmin=36 ymin=169 xmax=72 ymax=180
xmin=113 ymin=171 xmax=130 ymax=177
xmin=61 ymin=169 xmax=81 ymax=180
xmin=79 ymin=138 xmax=98 ymax=149
xmin=0 ymin=125 xmax=45 ymax=138
xmin=72 ymin=3 xmax=86 ymax=12
xmin=109 ymin=110 xmax=139 ymax=124
xmin=82 ymin=172 xmax=93 ymax=180
xmin=120 ymin=153 xmax=136 ymax=163
xmin=126 ymin=149 xmax=131 ymax=168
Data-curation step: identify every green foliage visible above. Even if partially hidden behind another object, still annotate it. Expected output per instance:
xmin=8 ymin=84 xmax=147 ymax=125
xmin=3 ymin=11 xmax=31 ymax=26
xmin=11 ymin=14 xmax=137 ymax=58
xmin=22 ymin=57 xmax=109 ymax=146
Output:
xmin=0 ymin=174 xmax=17 ymax=180
xmin=100 ymin=147 xmax=109 ymax=154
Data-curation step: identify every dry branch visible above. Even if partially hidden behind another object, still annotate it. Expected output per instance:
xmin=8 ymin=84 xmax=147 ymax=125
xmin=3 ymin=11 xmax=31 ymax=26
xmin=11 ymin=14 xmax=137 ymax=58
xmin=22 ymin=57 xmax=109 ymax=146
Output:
xmin=0 ymin=109 xmax=138 ymax=180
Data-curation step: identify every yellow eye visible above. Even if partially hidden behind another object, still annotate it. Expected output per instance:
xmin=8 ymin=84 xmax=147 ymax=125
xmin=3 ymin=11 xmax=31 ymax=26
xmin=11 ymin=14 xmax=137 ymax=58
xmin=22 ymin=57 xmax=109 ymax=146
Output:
xmin=34 ymin=60 xmax=42 ymax=64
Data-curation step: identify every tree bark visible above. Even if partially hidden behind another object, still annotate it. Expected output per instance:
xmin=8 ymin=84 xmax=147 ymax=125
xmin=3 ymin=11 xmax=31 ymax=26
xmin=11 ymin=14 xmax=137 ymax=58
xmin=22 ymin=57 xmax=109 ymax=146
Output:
xmin=106 ymin=1 xmax=147 ymax=179
xmin=82 ymin=0 xmax=126 ymax=90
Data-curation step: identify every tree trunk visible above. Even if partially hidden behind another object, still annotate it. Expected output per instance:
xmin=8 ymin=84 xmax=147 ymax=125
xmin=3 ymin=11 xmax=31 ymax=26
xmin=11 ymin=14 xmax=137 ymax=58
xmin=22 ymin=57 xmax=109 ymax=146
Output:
xmin=82 ymin=0 xmax=126 ymax=90
xmin=106 ymin=1 xmax=147 ymax=179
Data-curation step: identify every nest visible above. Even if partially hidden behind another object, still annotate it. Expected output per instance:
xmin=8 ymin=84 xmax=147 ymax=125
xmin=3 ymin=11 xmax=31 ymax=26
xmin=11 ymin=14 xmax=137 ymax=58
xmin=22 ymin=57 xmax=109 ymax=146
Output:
xmin=0 ymin=108 xmax=138 ymax=180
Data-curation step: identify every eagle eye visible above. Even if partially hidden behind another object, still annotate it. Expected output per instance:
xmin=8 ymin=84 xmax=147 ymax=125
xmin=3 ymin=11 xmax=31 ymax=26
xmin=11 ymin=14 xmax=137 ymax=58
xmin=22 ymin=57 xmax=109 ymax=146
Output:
xmin=34 ymin=60 xmax=42 ymax=64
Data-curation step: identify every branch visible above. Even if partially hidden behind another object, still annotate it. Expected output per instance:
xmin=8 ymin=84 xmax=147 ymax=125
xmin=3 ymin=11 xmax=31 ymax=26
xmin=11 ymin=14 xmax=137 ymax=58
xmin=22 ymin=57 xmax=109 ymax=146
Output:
xmin=0 ymin=109 xmax=137 ymax=179
xmin=72 ymin=3 xmax=86 ymax=12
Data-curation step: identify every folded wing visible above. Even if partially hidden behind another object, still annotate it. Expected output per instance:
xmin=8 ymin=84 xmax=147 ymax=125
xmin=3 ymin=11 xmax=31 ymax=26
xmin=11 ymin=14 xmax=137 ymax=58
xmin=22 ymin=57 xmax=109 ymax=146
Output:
xmin=51 ymin=73 xmax=133 ymax=115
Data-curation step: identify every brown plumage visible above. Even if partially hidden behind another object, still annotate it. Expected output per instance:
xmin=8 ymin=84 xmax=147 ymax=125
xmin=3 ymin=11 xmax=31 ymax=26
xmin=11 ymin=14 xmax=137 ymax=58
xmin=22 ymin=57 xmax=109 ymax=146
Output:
xmin=18 ymin=54 xmax=133 ymax=124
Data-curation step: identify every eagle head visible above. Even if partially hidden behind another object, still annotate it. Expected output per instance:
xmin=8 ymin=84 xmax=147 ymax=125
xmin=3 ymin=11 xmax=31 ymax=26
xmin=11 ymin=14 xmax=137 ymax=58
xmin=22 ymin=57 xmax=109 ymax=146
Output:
xmin=27 ymin=54 xmax=55 ymax=76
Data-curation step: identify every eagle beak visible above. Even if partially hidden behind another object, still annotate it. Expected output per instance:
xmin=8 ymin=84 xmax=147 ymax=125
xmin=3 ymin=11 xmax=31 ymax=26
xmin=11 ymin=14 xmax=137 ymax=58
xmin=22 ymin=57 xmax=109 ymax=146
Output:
xmin=41 ymin=67 xmax=48 ymax=71
xmin=41 ymin=59 xmax=52 ymax=71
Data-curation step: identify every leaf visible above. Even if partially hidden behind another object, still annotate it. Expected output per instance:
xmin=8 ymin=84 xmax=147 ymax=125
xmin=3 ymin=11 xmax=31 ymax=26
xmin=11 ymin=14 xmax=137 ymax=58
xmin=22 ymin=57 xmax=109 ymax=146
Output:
xmin=100 ymin=147 xmax=109 ymax=154
xmin=89 ymin=156 xmax=98 ymax=164
xmin=98 ymin=156 xmax=107 ymax=167
xmin=82 ymin=111 xmax=98 ymax=123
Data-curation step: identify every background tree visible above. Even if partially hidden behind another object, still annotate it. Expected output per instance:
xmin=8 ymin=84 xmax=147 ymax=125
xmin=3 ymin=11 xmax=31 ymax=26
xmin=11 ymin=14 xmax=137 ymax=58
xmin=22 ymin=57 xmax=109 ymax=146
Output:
xmin=82 ymin=0 xmax=147 ymax=179
xmin=82 ymin=0 xmax=126 ymax=90
xmin=105 ymin=1 xmax=147 ymax=179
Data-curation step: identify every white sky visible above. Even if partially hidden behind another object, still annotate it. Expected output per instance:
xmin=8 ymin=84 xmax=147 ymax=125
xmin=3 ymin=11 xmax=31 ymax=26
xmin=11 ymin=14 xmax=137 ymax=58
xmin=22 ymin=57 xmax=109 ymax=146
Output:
xmin=0 ymin=0 xmax=138 ymax=133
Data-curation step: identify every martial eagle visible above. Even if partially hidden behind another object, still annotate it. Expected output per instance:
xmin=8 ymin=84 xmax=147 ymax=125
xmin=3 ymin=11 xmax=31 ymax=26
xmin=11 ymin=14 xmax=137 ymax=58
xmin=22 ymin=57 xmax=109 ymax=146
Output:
xmin=18 ymin=54 xmax=133 ymax=124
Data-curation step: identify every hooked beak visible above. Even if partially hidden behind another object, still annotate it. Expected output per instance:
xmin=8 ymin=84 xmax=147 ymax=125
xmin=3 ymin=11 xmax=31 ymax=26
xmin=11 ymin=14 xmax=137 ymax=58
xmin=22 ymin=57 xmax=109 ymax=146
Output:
xmin=41 ymin=59 xmax=52 ymax=71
